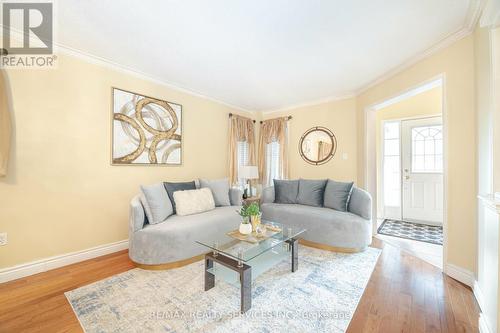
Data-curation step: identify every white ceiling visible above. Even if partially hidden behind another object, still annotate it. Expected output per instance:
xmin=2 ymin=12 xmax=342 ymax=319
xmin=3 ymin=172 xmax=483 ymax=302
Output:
xmin=57 ymin=0 xmax=474 ymax=112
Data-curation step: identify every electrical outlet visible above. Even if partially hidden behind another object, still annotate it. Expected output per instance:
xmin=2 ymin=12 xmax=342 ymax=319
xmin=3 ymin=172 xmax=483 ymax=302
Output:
xmin=0 ymin=233 xmax=7 ymax=246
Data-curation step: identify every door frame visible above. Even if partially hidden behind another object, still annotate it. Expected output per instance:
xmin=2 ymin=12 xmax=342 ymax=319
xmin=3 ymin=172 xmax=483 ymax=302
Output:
xmin=364 ymin=74 xmax=447 ymax=267
xmin=379 ymin=115 xmax=442 ymax=222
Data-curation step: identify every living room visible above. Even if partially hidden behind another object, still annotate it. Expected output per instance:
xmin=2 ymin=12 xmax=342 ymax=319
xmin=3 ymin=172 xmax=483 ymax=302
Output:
xmin=0 ymin=1 xmax=499 ymax=332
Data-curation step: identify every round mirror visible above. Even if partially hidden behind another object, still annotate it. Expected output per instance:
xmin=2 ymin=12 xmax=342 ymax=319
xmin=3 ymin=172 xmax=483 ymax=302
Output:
xmin=299 ymin=126 xmax=337 ymax=165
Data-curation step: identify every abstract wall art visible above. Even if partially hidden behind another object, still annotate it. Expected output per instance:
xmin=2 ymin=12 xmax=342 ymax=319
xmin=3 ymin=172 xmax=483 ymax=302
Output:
xmin=112 ymin=88 xmax=182 ymax=165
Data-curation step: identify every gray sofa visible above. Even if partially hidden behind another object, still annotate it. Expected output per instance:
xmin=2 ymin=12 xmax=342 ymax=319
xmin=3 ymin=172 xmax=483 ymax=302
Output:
xmin=129 ymin=188 xmax=242 ymax=266
xmin=261 ymin=185 xmax=372 ymax=251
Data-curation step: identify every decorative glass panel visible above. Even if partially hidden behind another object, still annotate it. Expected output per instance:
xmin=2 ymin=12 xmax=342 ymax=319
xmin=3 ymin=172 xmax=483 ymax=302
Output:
xmin=411 ymin=125 xmax=443 ymax=173
xmin=237 ymin=141 xmax=249 ymax=187
xmin=266 ymin=141 xmax=280 ymax=186
xmin=383 ymin=121 xmax=401 ymax=207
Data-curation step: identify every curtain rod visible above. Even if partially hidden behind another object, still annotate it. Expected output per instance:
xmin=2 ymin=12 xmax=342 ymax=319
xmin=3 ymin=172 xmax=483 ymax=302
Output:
xmin=228 ymin=113 xmax=256 ymax=123
xmin=260 ymin=115 xmax=292 ymax=124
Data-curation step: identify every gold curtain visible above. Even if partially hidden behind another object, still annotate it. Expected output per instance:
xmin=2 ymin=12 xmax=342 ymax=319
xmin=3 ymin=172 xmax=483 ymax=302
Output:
xmin=228 ymin=114 xmax=256 ymax=186
xmin=0 ymin=72 xmax=10 ymax=177
xmin=258 ymin=117 xmax=289 ymax=185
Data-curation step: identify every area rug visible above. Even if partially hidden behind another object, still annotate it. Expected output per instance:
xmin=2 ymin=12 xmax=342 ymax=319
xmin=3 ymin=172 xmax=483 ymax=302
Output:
xmin=378 ymin=219 xmax=443 ymax=245
xmin=65 ymin=245 xmax=381 ymax=333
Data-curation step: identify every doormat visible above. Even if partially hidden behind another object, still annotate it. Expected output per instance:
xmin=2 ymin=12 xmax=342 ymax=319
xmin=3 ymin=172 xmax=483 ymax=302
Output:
xmin=377 ymin=219 xmax=443 ymax=245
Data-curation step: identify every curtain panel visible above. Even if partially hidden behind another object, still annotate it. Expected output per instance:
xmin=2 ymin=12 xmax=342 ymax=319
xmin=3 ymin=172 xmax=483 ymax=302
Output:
xmin=258 ymin=117 xmax=289 ymax=185
xmin=228 ymin=114 xmax=256 ymax=185
xmin=0 ymin=73 xmax=10 ymax=177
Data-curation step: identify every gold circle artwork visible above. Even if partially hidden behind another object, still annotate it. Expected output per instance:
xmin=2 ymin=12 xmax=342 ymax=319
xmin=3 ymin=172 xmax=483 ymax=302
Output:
xmin=112 ymin=88 xmax=182 ymax=165
xmin=299 ymin=126 xmax=337 ymax=165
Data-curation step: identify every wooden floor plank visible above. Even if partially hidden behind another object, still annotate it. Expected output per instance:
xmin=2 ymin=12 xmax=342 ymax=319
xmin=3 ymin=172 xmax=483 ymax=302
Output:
xmin=0 ymin=240 xmax=479 ymax=332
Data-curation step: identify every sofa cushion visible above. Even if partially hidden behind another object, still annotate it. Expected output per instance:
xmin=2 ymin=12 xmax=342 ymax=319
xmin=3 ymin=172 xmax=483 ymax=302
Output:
xmin=297 ymin=179 xmax=327 ymax=207
xmin=140 ymin=183 xmax=173 ymax=224
xmin=131 ymin=206 xmax=241 ymax=265
xmin=261 ymin=203 xmax=371 ymax=249
xmin=164 ymin=181 xmax=196 ymax=214
xmin=199 ymin=178 xmax=231 ymax=206
xmin=273 ymin=179 xmax=299 ymax=204
xmin=323 ymin=180 xmax=354 ymax=212
xmin=173 ymin=188 xmax=215 ymax=216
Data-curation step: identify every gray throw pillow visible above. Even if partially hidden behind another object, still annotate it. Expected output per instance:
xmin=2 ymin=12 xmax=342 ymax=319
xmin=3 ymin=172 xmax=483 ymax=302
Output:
xmin=140 ymin=183 xmax=173 ymax=224
xmin=164 ymin=181 xmax=196 ymax=214
xmin=199 ymin=178 xmax=231 ymax=207
xmin=297 ymin=179 xmax=327 ymax=207
xmin=273 ymin=179 xmax=299 ymax=204
xmin=323 ymin=179 xmax=354 ymax=212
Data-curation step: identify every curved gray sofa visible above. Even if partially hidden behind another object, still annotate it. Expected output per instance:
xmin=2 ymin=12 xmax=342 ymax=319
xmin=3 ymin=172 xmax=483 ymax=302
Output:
xmin=261 ymin=186 xmax=372 ymax=251
xmin=129 ymin=189 xmax=242 ymax=266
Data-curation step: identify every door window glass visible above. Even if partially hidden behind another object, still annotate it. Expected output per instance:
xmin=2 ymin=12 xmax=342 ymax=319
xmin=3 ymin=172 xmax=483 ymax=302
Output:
xmin=411 ymin=125 xmax=443 ymax=173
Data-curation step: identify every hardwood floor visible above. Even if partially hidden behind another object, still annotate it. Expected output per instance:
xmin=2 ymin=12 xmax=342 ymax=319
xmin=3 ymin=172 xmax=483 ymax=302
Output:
xmin=0 ymin=239 xmax=479 ymax=333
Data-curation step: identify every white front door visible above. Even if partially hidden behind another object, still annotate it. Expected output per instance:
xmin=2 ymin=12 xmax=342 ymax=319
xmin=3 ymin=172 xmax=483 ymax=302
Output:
xmin=401 ymin=117 xmax=443 ymax=225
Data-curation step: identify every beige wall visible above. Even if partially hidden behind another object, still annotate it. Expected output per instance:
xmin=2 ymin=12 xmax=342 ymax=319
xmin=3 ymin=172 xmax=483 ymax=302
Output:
xmin=0 ymin=53 xmax=253 ymax=269
xmin=0 ymin=32 xmax=480 ymax=278
xmin=357 ymin=35 xmax=476 ymax=273
xmin=375 ymin=86 xmax=442 ymax=217
xmin=261 ymin=97 xmax=358 ymax=183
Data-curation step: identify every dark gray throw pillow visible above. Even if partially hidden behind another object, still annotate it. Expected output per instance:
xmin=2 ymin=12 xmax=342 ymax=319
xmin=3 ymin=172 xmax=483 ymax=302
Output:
xmin=323 ymin=179 xmax=354 ymax=212
xmin=164 ymin=181 xmax=196 ymax=214
xmin=297 ymin=179 xmax=327 ymax=207
xmin=273 ymin=179 xmax=299 ymax=204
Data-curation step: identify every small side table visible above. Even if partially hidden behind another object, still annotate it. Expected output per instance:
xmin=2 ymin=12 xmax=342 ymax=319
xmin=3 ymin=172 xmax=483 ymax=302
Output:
xmin=243 ymin=196 xmax=260 ymax=206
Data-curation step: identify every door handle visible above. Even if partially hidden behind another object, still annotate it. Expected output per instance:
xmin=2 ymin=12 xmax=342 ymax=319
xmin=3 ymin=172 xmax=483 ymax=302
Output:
xmin=405 ymin=175 xmax=410 ymax=180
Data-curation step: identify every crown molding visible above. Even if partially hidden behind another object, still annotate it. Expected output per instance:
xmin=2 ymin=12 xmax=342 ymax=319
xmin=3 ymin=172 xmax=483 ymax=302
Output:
xmin=57 ymin=44 xmax=256 ymax=115
xmin=355 ymin=27 xmax=471 ymax=96
xmin=261 ymin=92 xmax=356 ymax=115
xmin=0 ymin=26 xmax=255 ymax=115
xmin=355 ymin=0 xmax=482 ymax=96
xmin=480 ymin=0 xmax=500 ymax=28
xmin=0 ymin=0 xmax=484 ymax=113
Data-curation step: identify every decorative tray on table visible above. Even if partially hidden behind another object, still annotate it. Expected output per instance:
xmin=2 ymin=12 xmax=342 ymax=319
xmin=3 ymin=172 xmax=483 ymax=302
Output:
xmin=227 ymin=224 xmax=282 ymax=244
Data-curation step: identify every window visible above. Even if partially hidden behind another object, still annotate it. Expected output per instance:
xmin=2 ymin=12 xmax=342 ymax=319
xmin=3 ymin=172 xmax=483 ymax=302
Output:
xmin=383 ymin=122 xmax=401 ymax=207
xmin=411 ymin=125 xmax=443 ymax=173
xmin=265 ymin=140 xmax=280 ymax=186
xmin=237 ymin=141 xmax=249 ymax=187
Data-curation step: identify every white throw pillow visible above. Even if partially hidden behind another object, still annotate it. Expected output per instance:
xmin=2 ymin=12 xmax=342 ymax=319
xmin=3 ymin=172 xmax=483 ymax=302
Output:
xmin=173 ymin=188 xmax=215 ymax=216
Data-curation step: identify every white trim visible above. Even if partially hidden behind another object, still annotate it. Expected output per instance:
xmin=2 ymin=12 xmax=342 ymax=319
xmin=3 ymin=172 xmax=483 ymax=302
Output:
xmin=0 ymin=27 xmax=255 ymax=115
xmin=480 ymin=0 xmax=500 ymax=28
xmin=445 ymin=263 xmax=475 ymax=287
xmin=372 ymin=79 xmax=443 ymax=111
xmin=261 ymin=93 xmax=356 ymax=115
xmin=0 ymin=1 xmax=482 ymax=114
xmin=474 ymin=280 xmax=486 ymax=312
xmin=479 ymin=314 xmax=493 ymax=333
xmin=365 ymin=74 xmax=448 ymax=267
xmin=0 ymin=240 xmax=128 ymax=284
xmin=474 ymin=281 xmax=494 ymax=333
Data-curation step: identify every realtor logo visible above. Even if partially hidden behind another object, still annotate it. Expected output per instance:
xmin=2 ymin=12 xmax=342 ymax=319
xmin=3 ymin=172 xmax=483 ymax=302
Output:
xmin=1 ymin=1 xmax=56 ymax=68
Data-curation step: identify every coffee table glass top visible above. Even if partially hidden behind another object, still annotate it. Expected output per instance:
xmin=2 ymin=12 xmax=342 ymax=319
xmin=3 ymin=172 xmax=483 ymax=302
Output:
xmin=196 ymin=221 xmax=305 ymax=263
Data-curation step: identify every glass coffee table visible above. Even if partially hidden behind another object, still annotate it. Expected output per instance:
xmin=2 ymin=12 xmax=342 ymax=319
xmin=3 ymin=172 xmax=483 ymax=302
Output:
xmin=196 ymin=221 xmax=306 ymax=313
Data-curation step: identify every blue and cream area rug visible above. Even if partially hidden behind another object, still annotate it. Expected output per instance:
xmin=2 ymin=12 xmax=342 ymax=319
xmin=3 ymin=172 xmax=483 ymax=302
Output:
xmin=65 ymin=246 xmax=381 ymax=333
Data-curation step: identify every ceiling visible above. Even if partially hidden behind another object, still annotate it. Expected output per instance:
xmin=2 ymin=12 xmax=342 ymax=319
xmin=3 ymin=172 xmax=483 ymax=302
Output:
xmin=57 ymin=0 xmax=475 ymax=112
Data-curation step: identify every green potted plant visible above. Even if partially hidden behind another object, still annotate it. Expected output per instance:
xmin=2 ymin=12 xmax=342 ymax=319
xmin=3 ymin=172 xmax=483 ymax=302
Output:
xmin=236 ymin=205 xmax=252 ymax=235
xmin=246 ymin=202 xmax=262 ymax=232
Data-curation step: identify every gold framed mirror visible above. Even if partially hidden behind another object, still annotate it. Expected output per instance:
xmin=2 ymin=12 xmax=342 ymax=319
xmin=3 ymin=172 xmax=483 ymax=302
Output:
xmin=299 ymin=126 xmax=337 ymax=165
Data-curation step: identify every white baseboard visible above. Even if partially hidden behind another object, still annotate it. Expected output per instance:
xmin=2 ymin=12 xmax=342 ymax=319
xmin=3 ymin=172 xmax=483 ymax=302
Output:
xmin=0 ymin=240 xmax=129 ymax=283
xmin=445 ymin=263 xmax=475 ymax=287
xmin=473 ymin=280 xmax=485 ymax=312
xmin=479 ymin=313 xmax=492 ymax=333
xmin=474 ymin=281 xmax=494 ymax=333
